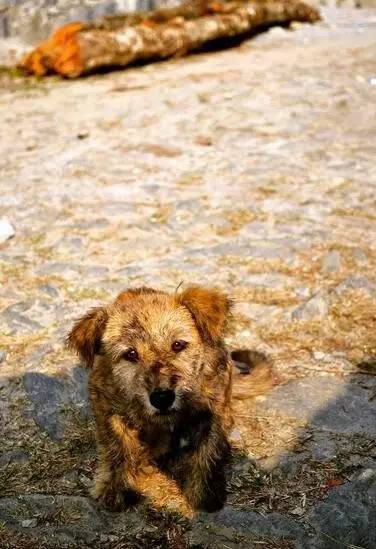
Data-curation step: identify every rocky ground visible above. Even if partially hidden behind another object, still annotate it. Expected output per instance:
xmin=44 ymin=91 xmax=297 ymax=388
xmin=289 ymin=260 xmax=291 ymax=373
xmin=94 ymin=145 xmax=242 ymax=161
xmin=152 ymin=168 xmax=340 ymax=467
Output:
xmin=0 ymin=7 xmax=376 ymax=548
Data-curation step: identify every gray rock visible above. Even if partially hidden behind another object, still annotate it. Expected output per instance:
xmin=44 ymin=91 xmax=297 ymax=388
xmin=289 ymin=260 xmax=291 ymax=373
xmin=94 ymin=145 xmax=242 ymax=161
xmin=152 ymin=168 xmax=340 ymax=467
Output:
xmin=187 ymin=242 xmax=296 ymax=262
xmin=1 ymin=306 xmax=43 ymax=334
xmin=39 ymin=283 xmax=59 ymax=297
xmin=58 ymin=237 xmax=83 ymax=253
xmin=292 ymin=289 xmax=329 ymax=320
xmin=0 ymin=494 xmax=145 ymax=547
xmin=24 ymin=366 xmax=90 ymax=440
xmin=25 ymin=343 xmax=55 ymax=370
xmin=24 ymin=373 xmax=68 ymax=440
xmin=116 ymin=264 xmax=145 ymax=277
xmin=236 ymin=301 xmax=281 ymax=321
xmin=335 ymin=276 xmax=376 ymax=297
xmin=2 ymin=299 xmax=60 ymax=334
xmin=352 ymin=248 xmax=367 ymax=263
xmin=295 ymin=286 xmax=312 ymax=298
xmin=200 ymin=506 xmax=304 ymax=542
xmin=0 ymin=0 xmax=158 ymax=41
xmin=187 ymin=470 xmax=376 ymax=548
xmin=305 ymin=469 xmax=376 ymax=549
xmin=0 ymin=450 xmax=29 ymax=467
xmin=0 ymin=350 xmax=6 ymax=363
xmin=322 ymin=250 xmax=342 ymax=273
xmin=260 ymin=377 xmax=376 ymax=437
xmin=186 ymin=243 xmax=251 ymax=258
xmin=308 ymin=434 xmax=337 ymax=462
xmin=37 ymin=262 xmax=109 ymax=278
xmin=85 ymin=265 xmax=110 ymax=277
xmin=245 ymin=272 xmax=294 ymax=288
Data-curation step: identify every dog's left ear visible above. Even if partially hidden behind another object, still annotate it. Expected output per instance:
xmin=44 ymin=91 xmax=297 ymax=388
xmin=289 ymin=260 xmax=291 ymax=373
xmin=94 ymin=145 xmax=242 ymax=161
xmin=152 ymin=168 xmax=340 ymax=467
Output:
xmin=67 ymin=307 xmax=108 ymax=368
xmin=178 ymin=286 xmax=232 ymax=342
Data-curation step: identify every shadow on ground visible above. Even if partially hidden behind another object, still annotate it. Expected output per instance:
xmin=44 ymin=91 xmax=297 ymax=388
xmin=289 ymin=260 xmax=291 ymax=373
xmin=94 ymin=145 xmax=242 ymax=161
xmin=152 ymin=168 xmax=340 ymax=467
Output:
xmin=0 ymin=358 xmax=375 ymax=548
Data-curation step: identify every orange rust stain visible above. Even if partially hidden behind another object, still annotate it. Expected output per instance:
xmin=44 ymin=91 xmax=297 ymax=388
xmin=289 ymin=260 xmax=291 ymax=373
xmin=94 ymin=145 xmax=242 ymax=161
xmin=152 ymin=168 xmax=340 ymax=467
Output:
xmin=20 ymin=22 xmax=85 ymax=77
xmin=208 ymin=2 xmax=224 ymax=13
xmin=52 ymin=22 xmax=84 ymax=44
xmin=139 ymin=19 xmax=158 ymax=28
xmin=21 ymin=51 xmax=48 ymax=77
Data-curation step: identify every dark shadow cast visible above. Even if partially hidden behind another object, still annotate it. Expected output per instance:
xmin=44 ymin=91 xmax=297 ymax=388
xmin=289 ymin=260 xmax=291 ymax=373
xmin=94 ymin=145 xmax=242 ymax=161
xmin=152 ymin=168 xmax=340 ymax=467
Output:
xmin=0 ymin=354 xmax=375 ymax=548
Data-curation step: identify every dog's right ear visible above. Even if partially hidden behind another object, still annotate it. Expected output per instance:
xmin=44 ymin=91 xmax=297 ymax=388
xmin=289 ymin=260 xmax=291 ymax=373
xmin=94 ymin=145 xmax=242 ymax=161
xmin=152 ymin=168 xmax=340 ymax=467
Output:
xmin=178 ymin=286 xmax=232 ymax=343
xmin=67 ymin=307 xmax=108 ymax=368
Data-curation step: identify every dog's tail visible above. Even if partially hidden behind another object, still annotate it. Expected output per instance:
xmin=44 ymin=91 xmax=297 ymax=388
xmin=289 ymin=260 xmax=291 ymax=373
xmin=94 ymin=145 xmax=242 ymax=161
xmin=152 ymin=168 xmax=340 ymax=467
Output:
xmin=231 ymin=349 xmax=277 ymax=400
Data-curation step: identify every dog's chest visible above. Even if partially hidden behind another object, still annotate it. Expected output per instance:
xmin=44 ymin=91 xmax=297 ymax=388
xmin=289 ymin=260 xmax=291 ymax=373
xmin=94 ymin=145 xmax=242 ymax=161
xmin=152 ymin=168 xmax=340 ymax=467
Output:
xmin=142 ymin=425 xmax=192 ymax=459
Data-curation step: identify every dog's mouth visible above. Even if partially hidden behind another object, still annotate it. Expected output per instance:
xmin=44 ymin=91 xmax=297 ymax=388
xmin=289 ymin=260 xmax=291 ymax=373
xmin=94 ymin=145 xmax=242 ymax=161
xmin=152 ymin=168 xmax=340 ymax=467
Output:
xmin=155 ymin=408 xmax=177 ymax=417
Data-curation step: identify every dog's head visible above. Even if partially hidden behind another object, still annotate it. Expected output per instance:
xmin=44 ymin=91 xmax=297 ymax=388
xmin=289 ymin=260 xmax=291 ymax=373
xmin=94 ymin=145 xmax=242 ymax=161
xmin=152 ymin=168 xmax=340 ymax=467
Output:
xmin=67 ymin=286 xmax=231 ymax=419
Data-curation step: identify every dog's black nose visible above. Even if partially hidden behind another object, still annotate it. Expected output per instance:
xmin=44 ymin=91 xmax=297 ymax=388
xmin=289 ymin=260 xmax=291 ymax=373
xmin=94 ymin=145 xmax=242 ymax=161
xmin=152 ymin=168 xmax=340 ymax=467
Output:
xmin=149 ymin=389 xmax=175 ymax=411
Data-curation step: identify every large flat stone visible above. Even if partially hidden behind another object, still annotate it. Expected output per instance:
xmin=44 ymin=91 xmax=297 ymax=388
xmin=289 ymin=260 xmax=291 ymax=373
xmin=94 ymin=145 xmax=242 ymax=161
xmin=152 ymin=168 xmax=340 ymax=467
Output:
xmin=305 ymin=469 xmax=376 ymax=549
xmin=23 ymin=366 xmax=90 ymax=440
xmin=260 ymin=377 xmax=376 ymax=437
xmin=192 ymin=470 xmax=376 ymax=548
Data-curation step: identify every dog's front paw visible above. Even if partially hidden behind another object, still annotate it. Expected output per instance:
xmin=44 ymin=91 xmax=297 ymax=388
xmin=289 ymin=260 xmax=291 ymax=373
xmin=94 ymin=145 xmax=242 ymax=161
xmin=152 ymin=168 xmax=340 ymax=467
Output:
xmin=97 ymin=486 xmax=141 ymax=511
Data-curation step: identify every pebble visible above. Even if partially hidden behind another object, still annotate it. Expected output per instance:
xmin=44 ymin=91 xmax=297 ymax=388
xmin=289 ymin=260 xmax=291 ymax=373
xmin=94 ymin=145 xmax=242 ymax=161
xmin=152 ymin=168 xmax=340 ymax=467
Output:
xmin=313 ymin=351 xmax=326 ymax=360
xmin=322 ymin=250 xmax=342 ymax=273
xmin=39 ymin=284 xmax=59 ymax=298
xmin=21 ymin=519 xmax=38 ymax=528
xmin=0 ymin=450 xmax=29 ymax=466
xmin=0 ymin=219 xmax=15 ymax=243
xmin=292 ymin=290 xmax=330 ymax=321
xmin=335 ymin=276 xmax=375 ymax=296
xmin=352 ymin=248 xmax=367 ymax=262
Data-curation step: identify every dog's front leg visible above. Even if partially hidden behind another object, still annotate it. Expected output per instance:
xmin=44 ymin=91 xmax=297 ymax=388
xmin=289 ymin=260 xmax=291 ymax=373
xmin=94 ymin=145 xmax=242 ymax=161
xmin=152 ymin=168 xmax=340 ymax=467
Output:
xmin=92 ymin=413 xmax=142 ymax=511
xmin=182 ymin=420 xmax=230 ymax=512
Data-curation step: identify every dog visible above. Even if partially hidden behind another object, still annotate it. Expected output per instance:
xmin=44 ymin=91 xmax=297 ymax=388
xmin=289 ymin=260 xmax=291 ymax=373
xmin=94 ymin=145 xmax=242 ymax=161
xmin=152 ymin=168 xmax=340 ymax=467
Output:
xmin=67 ymin=286 xmax=274 ymax=512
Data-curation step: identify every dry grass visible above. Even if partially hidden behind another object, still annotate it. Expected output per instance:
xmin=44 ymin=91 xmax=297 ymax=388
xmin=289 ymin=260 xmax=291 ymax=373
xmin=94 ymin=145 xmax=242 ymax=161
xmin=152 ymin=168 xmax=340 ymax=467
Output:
xmin=216 ymin=209 xmax=259 ymax=236
xmin=259 ymin=290 xmax=376 ymax=363
xmin=0 ymin=67 xmax=51 ymax=94
xmin=0 ymin=331 xmax=48 ymax=363
xmin=235 ymin=287 xmax=300 ymax=307
xmin=0 ymin=410 xmax=96 ymax=498
xmin=228 ymin=453 xmax=344 ymax=513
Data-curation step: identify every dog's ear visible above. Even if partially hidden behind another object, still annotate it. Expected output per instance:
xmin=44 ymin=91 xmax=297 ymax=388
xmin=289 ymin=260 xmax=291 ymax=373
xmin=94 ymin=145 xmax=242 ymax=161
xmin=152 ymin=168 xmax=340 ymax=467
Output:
xmin=178 ymin=286 xmax=232 ymax=342
xmin=67 ymin=307 xmax=108 ymax=368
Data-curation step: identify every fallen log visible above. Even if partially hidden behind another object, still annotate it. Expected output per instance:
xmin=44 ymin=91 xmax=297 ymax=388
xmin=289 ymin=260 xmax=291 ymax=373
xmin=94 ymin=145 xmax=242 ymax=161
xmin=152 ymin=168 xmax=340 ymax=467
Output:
xmin=20 ymin=0 xmax=320 ymax=78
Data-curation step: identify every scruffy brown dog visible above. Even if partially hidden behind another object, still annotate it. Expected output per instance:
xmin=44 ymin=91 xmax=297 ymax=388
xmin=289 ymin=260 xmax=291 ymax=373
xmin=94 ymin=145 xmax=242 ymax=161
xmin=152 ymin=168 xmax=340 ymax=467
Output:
xmin=67 ymin=286 xmax=272 ymax=512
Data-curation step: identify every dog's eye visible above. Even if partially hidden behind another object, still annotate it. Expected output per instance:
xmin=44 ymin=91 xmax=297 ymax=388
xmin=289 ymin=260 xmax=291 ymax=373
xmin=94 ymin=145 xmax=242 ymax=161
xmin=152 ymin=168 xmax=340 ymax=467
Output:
xmin=123 ymin=348 xmax=138 ymax=362
xmin=172 ymin=340 xmax=188 ymax=352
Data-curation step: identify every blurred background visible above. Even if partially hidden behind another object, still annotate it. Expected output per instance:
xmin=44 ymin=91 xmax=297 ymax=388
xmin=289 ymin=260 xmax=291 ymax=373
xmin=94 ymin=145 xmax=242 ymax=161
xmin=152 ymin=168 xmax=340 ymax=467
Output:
xmin=0 ymin=0 xmax=374 ymax=43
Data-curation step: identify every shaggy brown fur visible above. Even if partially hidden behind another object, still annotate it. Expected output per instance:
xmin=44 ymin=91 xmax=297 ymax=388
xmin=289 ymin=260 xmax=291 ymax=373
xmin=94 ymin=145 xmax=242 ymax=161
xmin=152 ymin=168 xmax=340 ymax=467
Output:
xmin=67 ymin=286 xmax=274 ymax=512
